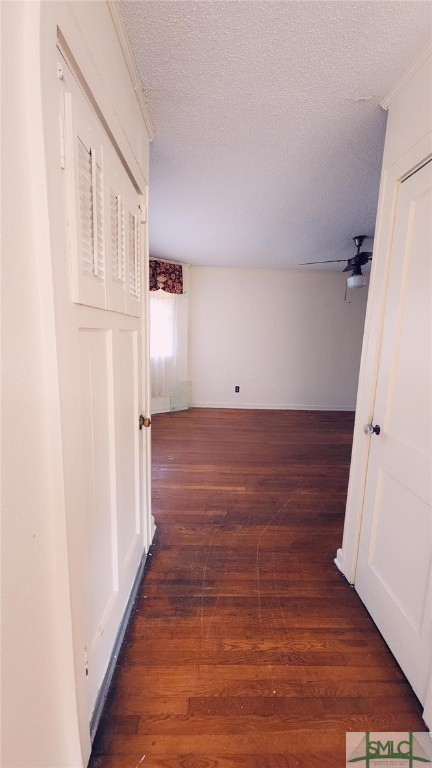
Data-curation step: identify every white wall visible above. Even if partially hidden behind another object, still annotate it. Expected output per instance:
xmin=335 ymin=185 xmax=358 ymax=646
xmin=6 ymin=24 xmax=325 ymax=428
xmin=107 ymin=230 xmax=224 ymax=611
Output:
xmin=1 ymin=1 xmax=151 ymax=766
xmin=190 ymin=267 xmax=368 ymax=410
xmin=1 ymin=3 xmax=82 ymax=766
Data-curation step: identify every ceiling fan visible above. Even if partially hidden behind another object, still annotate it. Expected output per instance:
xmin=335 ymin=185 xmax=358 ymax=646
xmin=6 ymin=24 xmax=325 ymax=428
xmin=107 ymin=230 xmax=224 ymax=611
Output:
xmin=300 ymin=235 xmax=372 ymax=289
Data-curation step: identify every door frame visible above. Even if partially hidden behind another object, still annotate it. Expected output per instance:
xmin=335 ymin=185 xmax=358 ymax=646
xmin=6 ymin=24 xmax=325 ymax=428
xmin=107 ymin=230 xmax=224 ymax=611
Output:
xmin=141 ymin=182 xmax=157 ymax=551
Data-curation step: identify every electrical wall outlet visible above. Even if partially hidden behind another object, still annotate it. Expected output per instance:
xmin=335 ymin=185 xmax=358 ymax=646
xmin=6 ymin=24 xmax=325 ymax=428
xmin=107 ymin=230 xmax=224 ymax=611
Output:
xmin=235 ymin=386 xmax=240 ymax=393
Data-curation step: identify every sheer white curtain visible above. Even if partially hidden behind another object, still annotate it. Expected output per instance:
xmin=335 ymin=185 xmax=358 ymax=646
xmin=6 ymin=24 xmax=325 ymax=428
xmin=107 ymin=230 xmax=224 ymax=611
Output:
xmin=150 ymin=289 xmax=180 ymax=397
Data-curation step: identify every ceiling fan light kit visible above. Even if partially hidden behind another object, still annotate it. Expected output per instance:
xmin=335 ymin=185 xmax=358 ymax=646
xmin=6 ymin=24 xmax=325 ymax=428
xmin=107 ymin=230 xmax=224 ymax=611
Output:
xmin=347 ymin=272 xmax=366 ymax=289
xmin=299 ymin=235 xmax=372 ymax=290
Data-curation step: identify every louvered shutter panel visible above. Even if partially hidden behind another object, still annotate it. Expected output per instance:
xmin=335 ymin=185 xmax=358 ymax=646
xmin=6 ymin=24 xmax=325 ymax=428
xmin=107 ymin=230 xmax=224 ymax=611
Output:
xmin=66 ymin=91 xmax=106 ymax=309
xmin=108 ymin=187 xmax=126 ymax=313
xmin=128 ymin=213 xmax=140 ymax=299
xmin=136 ymin=220 xmax=141 ymax=300
xmin=125 ymin=211 xmax=141 ymax=317
xmin=110 ymin=191 xmax=125 ymax=283
xmin=128 ymin=212 xmax=136 ymax=297
xmin=94 ymin=160 xmax=105 ymax=281
xmin=119 ymin=201 xmax=125 ymax=283
xmin=66 ymin=91 xmax=143 ymax=315
xmin=77 ymin=143 xmax=105 ymax=283
xmin=78 ymin=139 xmax=95 ymax=278
xmin=110 ymin=190 xmax=118 ymax=275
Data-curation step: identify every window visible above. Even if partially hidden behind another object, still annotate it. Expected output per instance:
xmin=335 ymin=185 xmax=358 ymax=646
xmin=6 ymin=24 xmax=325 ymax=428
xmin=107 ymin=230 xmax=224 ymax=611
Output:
xmin=149 ymin=290 xmax=179 ymax=397
xmin=150 ymin=290 xmax=175 ymax=357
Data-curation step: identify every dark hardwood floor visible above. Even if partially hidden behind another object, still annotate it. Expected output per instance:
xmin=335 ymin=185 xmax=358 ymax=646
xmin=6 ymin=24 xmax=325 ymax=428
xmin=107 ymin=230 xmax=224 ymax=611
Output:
xmin=90 ymin=408 xmax=426 ymax=768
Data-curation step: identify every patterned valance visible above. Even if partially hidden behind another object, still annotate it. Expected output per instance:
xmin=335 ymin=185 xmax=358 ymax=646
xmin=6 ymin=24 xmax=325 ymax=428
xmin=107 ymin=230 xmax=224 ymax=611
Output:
xmin=149 ymin=259 xmax=183 ymax=294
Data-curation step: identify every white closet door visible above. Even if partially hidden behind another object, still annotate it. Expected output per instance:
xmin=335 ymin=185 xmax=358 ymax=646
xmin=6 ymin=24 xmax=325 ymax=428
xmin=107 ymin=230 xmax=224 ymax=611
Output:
xmin=355 ymin=159 xmax=432 ymax=704
xmin=62 ymin=69 xmax=151 ymax=724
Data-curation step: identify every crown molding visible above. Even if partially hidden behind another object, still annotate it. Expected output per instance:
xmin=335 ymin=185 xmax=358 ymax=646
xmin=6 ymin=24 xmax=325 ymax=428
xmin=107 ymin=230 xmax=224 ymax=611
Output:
xmin=107 ymin=0 xmax=155 ymax=141
xmin=381 ymin=40 xmax=432 ymax=111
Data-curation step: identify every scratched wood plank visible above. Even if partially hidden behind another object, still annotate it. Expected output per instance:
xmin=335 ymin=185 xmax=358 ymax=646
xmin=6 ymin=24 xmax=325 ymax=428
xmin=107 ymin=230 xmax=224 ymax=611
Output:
xmin=89 ymin=409 xmax=426 ymax=768
xmin=111 ymin=665 xmax=407 ymax=699
xmin=120 ymin=649 xmax=398 ymax=668
xmin=132 ymin=711 xmax=424 ymax=736
xmin=139 ymin=582 xmax=359 ymax=599
xmin=89 ymin=752 xmax=345 ymax=768
xmin=188 ymin=693 xmax=421 ymax=717
xmin=125 ymin=617 xmax=378 ymax=643
xmin=93 ymin=725 xmax=416 ymax=755
xmin=121 ymin=629 xmax=391 ymax=655
xmin=105 ymin=683 xmax=420 ymax=718
xmin=93 ymin=730 xmax=348 ymax=756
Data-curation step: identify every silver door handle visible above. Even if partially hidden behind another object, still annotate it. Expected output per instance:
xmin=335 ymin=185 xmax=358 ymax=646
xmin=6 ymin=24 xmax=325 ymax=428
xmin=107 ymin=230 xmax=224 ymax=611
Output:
xmin=363 ymin=424 xmax=381 ymax=436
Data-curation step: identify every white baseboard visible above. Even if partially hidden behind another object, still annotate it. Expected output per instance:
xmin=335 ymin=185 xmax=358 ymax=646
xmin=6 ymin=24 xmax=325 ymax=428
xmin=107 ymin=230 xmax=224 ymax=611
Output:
xmin=334 ymin=548 xmax=344 ymax=573
xmin=151 ymin=395 xmax=171 ymax=415
xmin=191 ymin=401 xmax=356 ymax=412
xmin=89 ymin=550 xmax=149 ymax=741
xmin=423 ymin=679 xmax=432 ymax=729
xmin=151 ymin=404 xmax=171 ymax=415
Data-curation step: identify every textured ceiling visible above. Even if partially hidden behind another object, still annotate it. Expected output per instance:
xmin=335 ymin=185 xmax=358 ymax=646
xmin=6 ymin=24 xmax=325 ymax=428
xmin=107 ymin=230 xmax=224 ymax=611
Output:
xmin=121 ymin=1 xmax=431 ymax=270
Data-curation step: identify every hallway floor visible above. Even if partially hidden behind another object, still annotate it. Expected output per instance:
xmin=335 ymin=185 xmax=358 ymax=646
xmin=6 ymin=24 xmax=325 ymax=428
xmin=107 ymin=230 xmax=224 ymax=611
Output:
xmin=90 ymin=408 xmax=426 ymax=767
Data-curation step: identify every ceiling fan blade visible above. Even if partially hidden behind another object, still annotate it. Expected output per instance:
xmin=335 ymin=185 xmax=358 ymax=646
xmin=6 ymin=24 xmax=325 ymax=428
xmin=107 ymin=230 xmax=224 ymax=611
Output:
xmin=299 ymin=259 xmax=349 ymax=265
xmin=343 ymin=265 xmax=352 ymax=272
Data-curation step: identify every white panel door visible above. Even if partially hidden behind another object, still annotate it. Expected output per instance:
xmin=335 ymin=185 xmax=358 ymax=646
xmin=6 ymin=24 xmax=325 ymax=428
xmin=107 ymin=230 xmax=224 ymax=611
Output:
xmin=355 ymin=159 xmax=432 ymax=704
xmin=61 ymin=62 xmax=152 ymax=724
xmin=114 ymin=329 xmax=142 ymax=574
xmin=79 ymin=328 xmax=119 ymax=709
xmin=79 ymin=324 xmax=146 ymax=715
